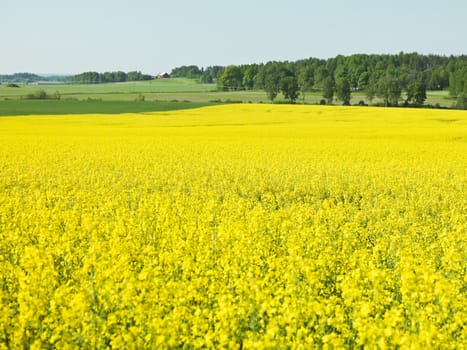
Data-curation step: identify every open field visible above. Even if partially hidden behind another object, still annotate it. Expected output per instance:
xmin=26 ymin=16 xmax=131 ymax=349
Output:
xmin=0 ymin=79 xmax=216 ymax=97
xmin=0 ymin=79 xmax=457 ymax=115
xmin=0 ymin=105 xmax=465 ymax=348
xmin=0 ymin=100 xmax=214 ymax=116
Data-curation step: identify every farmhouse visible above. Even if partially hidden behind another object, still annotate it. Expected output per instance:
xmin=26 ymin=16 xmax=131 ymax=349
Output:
xmin=157 ymin=72 xmax=170 ymax=78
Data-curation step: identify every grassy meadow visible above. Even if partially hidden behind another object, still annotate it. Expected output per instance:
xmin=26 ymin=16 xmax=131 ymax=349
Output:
xmin=0 ymin=104 xmax=466 ymax=348
xmin=0 ymin=78 xmax=457 ymax=116
xmin=0 ymin=100 xmax=214 ymax=116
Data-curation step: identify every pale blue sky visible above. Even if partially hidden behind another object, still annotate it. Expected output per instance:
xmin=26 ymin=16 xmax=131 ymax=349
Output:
xmin=1 ymin=0 xmax=466 ymax=74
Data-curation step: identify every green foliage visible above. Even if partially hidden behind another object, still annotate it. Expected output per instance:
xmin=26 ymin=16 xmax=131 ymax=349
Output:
xmin=22 ymin=89 xmax=61 ymax=100
xmin=73 ymin=71 xmax=101 ymax=84
xmin=365 ymin=77 xmax=377 ymax=103
xmin=322 ymin=77 xmax=335 ymax=104
xmin=336 ymin=77 xmax=351 ymax=105
xmin=127 ymin=71 xmax=152 ymax=82
xmin=314 ymin=66 xmax=330 ymax=87
xmin=427 ymin=67 xmax=449 ymax=90
xmin=297 ymin=66 xmax=314 ymax=103
xmin=334 ymin=67 xmax=351 ymax=105
xmin=377 ymin=75 xmax=402 ymax=106
xmin=171 ymin=53 xmax=465 ymax=107
xmin=199 ymin=66 xmax=223 ymax=84
xmin=448 ymin=60 xmax=467 ymax=100
xmin=263 ymin=63 xmax=285 ymax=102
xmin=264 ymin=75 xmax=280 ymax=102
xmin=73 ymin=71 xmax=152 ymax=84
xmin=242 ymin=65 xmax=259 ymax=90
xmin=281 ymin=76 xmax=300 ymax=103
xmin=170 ymin=65 xmax=202 ymax=79
xmin=357 ymin=72 xmax=369 ymax=90
xmin=0 ymin=72 xmax=43 ymax=84
xmin=217 ymin=65 xmax=243 ymax=91
xmin=456 ymin=94 xmax=467 ymax=110
xmin=406 ymin=82 xmax=427 ymax=106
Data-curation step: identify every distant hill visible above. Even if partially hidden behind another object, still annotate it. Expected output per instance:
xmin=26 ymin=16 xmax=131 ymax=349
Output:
xmin=0 ymin=73 xmax=72 ymax=84
xmin=0 ymin=73 xmax=42 ymax=84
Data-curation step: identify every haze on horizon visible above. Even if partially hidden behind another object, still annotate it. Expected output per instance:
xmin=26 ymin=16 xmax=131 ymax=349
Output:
xmin=1 ymin=0 xmax=466 ymax=75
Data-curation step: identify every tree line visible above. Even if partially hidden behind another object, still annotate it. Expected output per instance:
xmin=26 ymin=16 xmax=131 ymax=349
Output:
xmin=72 ymin=71 xmax=153 ymax=84
xmin=170 ymin=53 xmax=467 ymax=109
xmin=0 ymin=73 xmax=73 ymax=84
xmin=0 ymin=73 xmax=45 ymax=84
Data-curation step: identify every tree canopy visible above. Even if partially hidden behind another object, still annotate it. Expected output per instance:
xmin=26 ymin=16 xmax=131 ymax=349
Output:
xmin=217 ymin=65 xmax=243 ymax=91
xmin=170 ymin=52 xmax=466 ymax=108
xmin=72 ymin=71 xmax=153 ymax=84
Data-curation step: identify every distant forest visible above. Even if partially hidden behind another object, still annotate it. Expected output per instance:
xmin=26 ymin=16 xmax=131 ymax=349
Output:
xmin=72 ymin=71 xmax=153 ymax=84
xmin=0 ymin=71 xmax=152 ymax=85
xmin=171 ymin=52 xmax=467 ymax=108
xmin=0 ymin=73 xmax=71 ymax=84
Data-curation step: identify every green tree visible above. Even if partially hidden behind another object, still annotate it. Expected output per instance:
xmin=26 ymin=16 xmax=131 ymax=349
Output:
xmin=264 ymin=74 xmax=280 ymax=102
xmin=365 ymin=76 xmax=377 ymax=103
xmin=242 ymin=65 xmax=259 ymax=90
xmin=107 ymin=71 xmax=126 ymax=83
xmin=314 ymin=66 xmax=330 ymax=86
xmin=217 ymin=65 xmax=243 ymax=91
xmin=377 ymin=75 xmax=401 ymax=106
xmin=263 ymin=62 xmax=285 ymax=102
xmin=449 ymin=72 xmax=458 ymax=98
xmin=200 ymin=72 xmax=213 ymax=84
xmin=336 ymin=78 xmax=351 ymax=105
xmin=200 ymin=66 xmax=223 ymax=84
xmin=406 ymin=82 xmax=427 ymax=106
xmin=297 ymin=66 xmax=314 ymax=103
xmin=322 ymin=77 xmax=335 ymax=104
xmin=126 ymin=71 xmax=151 ymax=81
xmin=388 ymin=78 xmax=402 ymax=106
xmin=357 ymin=72 xmax=369 ymax=90
xmin=170 ymin=65 xmax=202 ymax=79
xmin=281 ymin=76 xmax=300 ymax=103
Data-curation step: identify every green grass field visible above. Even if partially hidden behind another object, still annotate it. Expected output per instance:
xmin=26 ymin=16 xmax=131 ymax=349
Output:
xmin=0 ymin=78 xmax=456 ymax=115
xmin=0 ymin=79 xmax=215 ymax=97
xmin=0 ymin=79 xmax=218 ymax=115
xmin=0 ymin=100 xmax=216 ymax=116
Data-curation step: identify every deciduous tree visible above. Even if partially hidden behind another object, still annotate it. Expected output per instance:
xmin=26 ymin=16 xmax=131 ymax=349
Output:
xmin=406 ymin=82 xmax=427 ymax=106
xmin=377 ymin=75 xmax=401 ymax=106
xmin=297 ymin=66 xmax=314 ymax=104
xmin=322 ymin=77 xmax=335 ymax=104
xmin=217 ymin=65 xmax=243 ymax=91
xmin=281 ymin=76 xmax=300 ymax=103
xmin=336 ymin=78 xmax=351 ymax=105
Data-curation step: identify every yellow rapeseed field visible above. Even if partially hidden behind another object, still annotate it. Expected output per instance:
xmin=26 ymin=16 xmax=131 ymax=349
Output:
xmin=0 ymin=104 xmax=466 ymax=349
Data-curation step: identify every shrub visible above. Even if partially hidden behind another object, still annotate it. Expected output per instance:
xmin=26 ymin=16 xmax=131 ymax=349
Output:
xmin=22 ymin=90 xmax=61 ymax=100
xmin=23 ymin=90 xmax=48 ymax=100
